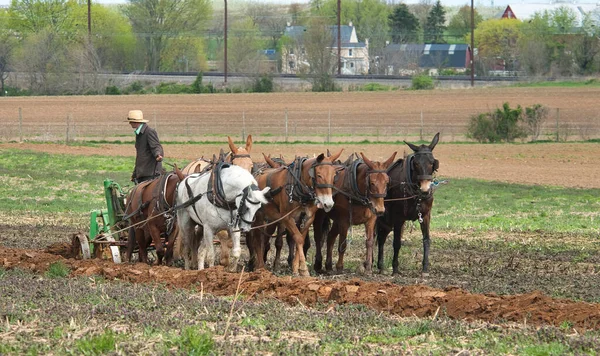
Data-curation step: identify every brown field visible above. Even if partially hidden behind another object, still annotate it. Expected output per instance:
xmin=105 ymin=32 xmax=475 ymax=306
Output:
xmin=2 ymin=88 xmax=600 ymax=345
xmin=1 ymin=87 xmax=600 ymax=141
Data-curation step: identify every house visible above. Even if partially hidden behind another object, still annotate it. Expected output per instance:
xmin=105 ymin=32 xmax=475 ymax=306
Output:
xmin=281 ymin=22 xmax=369 ymax=75
xmin=382 ymin=44 xmax=472 ymax=76
xmin=500 ymin=3 xmax=600 ymax=28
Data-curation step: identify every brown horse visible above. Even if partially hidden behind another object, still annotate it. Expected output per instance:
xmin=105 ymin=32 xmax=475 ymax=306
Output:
xmin=125 ymin=167 xmax=185 ymax=265
xmin=248 ymin=150 xmax=343 ymax=276
xmin=313 ymin=152 xmax=396 ymax=274
xmin=376 ymin=133 xmax=440 ymax=276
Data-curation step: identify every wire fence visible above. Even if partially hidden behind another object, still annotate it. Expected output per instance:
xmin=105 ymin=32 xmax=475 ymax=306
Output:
xmin=1 ymin=107 xmax=599 ymax=143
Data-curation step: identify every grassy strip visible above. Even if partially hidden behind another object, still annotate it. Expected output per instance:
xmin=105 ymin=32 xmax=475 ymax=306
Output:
xmin=1 ymin=268 xmax=599 ymax=355
xmin=1 ymin=149 xmax=599 ymax=236
xmin=511 ymin=79 xmax=600 ymax=88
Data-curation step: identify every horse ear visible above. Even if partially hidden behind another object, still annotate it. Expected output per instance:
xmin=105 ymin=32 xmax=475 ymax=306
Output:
xmin=316 ymin=153 xmax=325 ymax=163
xmin=227 ymin=136 xmax=238 ymax=154
xmin=328 ymin=149 xmax=343 ymax=162
xmin=383 ymin=152 xmax=397 ymax=168
xmin=433 ymin=159 xmax=439 ymax=171
xmin=245 ymin=135 xmax=253 ymax=153
xmin=326 ymin=148 xmax=332 ymax=157
xmin=264 ymin=153 xmax=280 ymax=168
xmin=360 ymin=152 xmax=375 ymax=170
xmin=405 ymin=141 xmax=420 ymax=152
xmin=173 ymin=163 xmax=185 ymax=180
xmin=429 ymin=132 xmax=440 ymax=151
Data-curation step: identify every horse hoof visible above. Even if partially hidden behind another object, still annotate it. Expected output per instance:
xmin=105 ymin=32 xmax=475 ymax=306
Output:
xmin=300 ymin=269 xmax=310 ymax=277
xmin=421 ymin=272 xmax=430 ymax=278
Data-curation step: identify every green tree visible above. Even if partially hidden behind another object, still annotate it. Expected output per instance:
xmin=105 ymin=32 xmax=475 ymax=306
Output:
xmin=124 ymin=0 xmax=212 ymax=72
xmin=388 ymin=3 xmax=419 ymax=44
xmin=73 ymin=4 xmax=136 ymax=72
xmin=8 ymin=0 xmax=79 ymax=38
xmin=518 ymin=13 xmax=553 ymax=75
xmin=0 ymin=10 xmax=17 ymax=95
xmin=227 ymin=16 xmax=265 ymax=73
xmin=469 ymin=19 xmax=521 ymax=72
xmin=424 ymin=0 xmax=446 ymax=43
xmin=572 ymin=15 xmax=600 ymax=74
xmin=447 ymin=5 xmax=482 ymax=42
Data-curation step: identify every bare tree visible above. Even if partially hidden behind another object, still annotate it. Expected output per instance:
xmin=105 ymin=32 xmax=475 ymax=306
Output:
xmin=303 ymin=17 xmax=336 ymax=91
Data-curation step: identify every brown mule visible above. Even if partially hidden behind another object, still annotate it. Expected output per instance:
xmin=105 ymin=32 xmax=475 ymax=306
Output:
xmin=313 ymin=152 xmax=397 ymax=274
xmin=125 ymin=166 xmax=185 ymax=265
xmin=248 ymin=149 xmax=343 ymax=276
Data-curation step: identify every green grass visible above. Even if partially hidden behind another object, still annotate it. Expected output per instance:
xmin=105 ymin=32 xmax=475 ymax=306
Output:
xmin=164 ymin=327 xmax=214 ymax=355
xmin=512 ymin=78 xmax=600 ymax=88
xmin=75 ymin=329 xmax=118 ymax=355
xmin=45 ymin=261 xmax=70 ymax=278
xmin=1 ymin=149 xmax=598 ymax=237
xmin=432 ymin=178 xmax=600 ymax=234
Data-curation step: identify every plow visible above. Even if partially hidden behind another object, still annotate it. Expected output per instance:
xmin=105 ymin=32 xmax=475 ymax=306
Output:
xmin=72 ymin=179 xmax=130 ymax=263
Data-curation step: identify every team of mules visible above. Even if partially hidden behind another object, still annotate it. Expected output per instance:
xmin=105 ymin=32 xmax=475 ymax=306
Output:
xmin=123 ymin=133 xmax=441 ymax=277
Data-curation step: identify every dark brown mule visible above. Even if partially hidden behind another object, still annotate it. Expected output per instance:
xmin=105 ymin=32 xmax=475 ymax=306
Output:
xmin=125 ymin=167 xmax=185 ymax=265
xmin=376 ymin=133 xmax=440 ymax=275
xmin=313 ymin=152 xmax=396 ymax=274
xmin=248 ymin=150 xmax=343 ymax=276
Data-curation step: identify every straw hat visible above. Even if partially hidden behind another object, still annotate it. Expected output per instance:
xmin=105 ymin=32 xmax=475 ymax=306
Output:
xmin=126 ymin=110 xmax=148 ymax=123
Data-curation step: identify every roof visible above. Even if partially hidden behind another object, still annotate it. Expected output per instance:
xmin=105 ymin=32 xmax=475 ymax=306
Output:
xmin=384 ymin=44 xmax=471 ymax=68
xmin=502 ymin=3 xmax=600 ymax=26
xmin=284 ymin=24 xmax=365 ymax=48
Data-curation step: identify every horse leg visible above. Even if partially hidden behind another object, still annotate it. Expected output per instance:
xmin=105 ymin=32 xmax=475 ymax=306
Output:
xmin=286 ymin=231 xmax=295 ymax=269
xmin=420 ymin=212 xmax=432 ymax=276
xmin=136 ymin=228 xmax=149 ymax=264
xmin=148 ymin=223 xmax=164 ymax=265
xmin=363 ymin=217 xmax=377 ymax=274
xmin=273 ymin=225 xmax=284 ymax=271
xmin=246 ymin=227 xmax=265 ymax=271
xmin=285 ymin=215 xmax=313 ymax=277
xmin=178 ymin=213 xmax=196 ymax=270
xmin=126 ymin=226 xmax=136 ymax=263
xmin=376 ymin=220 xmax=392 ymax=273
xmin=325 ymin=222 xmax=339 ymax=272
xmin=312 ymin=211 xmax=325 ymax=273
xmin=218 ymin=231 xmax=231 ymax=268
xmin=228 ymin=229 xmax=242 ymax=273
xmin=392 ymin=220 xmax=405 ymax=275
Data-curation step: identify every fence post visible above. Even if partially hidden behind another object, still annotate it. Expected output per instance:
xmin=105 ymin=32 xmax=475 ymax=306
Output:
xmin=154 ymin=111 xmax=158 ymax=134
xmin=66 ymin=114 xmax=71 ymax=144
xmin=555 ymin=108 xmax=559 ymax=142
xmin=18 ymin=107 xmax=23 ymax=143
xmin=328 ymin=110 xmax=331 ymax=143
xmin=242 ymin=111 xmax=246 ymax=141
xmin=285 ymin=109 xmax=288 ymax=143
xmin=420 ymin=110 xmax=424 ymax=142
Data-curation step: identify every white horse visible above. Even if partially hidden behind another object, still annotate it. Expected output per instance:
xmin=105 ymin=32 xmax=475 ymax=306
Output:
xmin=175 ymin=163 xmax=270 ymax=271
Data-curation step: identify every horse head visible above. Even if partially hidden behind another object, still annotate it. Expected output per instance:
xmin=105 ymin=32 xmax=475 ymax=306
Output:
xmin=235 ymin=182 xmax=270 ymax=232
xmin=404 ymin=132 xmax=440 ymax=193
xmin=305 ymin=149 xmax=343 ymax=212
xmin=360 ymin=151 xmax=397 ymax=216
xmin=228 ymin=135 xmax=253 ymax=172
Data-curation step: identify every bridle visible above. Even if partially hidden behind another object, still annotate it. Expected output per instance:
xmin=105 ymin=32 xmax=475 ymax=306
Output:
xmin=234 ymin=183 xmax=262 ymax=227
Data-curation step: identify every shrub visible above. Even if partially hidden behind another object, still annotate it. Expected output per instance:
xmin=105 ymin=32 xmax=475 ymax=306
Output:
xmin=312 ymin=74 xmax=337 ymax=92
xmin=467 ymin=102 xmax=528 ymax=142
xmin=411 ymin=74 xmax=434 ymax=90
xmin=155 ymin=82 xmax=194 ymax=94
xmin=191 ymin=72 xmax=204 ymax=93
xmin=524 ymin=104 xmax=549 ymax=141
xmin=105 ymin=85 xmax=121 ymax=95
xmin=252 ymin=74 xmax=274 ymax=93
xmin=362 ymin=83 xmax=393 ymax=91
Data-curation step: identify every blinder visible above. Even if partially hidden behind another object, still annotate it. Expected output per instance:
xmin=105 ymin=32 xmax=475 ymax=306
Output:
xmin=235 ymin=184 xmax=261 ymax=226
xmin=310 ymin=161 xmax=338 ymax=190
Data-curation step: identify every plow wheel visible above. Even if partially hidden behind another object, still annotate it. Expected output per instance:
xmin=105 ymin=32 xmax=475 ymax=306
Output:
xmin=93 ymin=233 xmax=122 ymax=264
xmin=70 ymin=232 xmax=91 ymax=260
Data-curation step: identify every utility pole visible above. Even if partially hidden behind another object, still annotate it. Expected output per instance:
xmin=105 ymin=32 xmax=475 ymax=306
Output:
xmin=337 ymin=0 xmax=341 ymax=76
xmin=87 ymin=0 xmax=91 ymax=38
xmin=224 ymin=0 xmax=228 ymax=84
xmin=470 ymin=0 xmax=475 ymax=87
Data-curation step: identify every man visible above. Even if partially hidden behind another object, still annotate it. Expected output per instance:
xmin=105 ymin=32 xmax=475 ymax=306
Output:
xmin=127 ymin=110 xmax=164 ymax=184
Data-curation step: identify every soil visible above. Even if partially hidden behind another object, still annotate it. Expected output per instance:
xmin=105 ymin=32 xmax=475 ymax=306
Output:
xmin=1 ymin=244 xmax=599 ymax=331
